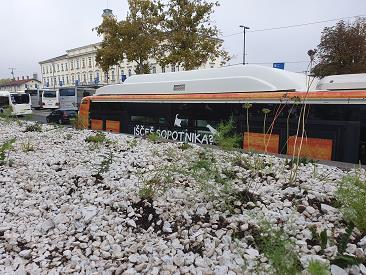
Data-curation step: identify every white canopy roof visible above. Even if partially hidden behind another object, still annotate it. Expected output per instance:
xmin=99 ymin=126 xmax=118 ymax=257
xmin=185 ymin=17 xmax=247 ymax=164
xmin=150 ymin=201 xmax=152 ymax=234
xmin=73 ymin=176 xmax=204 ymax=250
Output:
xmin=316 ymin=73 xmax=366 ymax=90
xmin=96 ymin=65 xmax=312 ymax=96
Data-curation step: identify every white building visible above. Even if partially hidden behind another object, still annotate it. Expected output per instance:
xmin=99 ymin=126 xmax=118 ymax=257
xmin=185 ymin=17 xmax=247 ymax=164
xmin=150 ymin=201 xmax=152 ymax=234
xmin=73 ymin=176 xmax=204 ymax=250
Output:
xmin=39 ymin=42 xmax=223 ymax=89
xmin=0 ymin=76 xmax=41 ymax=92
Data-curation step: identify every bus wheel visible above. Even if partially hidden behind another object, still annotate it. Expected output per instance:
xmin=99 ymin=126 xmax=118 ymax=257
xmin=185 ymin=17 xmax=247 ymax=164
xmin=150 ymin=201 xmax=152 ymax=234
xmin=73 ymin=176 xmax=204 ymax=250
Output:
xmin=58 ymin=118 xmax=63 ymax=125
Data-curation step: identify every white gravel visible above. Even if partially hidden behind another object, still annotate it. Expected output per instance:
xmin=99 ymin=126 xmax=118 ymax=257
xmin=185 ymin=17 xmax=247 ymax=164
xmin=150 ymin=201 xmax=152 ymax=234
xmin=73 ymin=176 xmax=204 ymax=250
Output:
xmin=0 ymin=120 xmax=365 ymax=274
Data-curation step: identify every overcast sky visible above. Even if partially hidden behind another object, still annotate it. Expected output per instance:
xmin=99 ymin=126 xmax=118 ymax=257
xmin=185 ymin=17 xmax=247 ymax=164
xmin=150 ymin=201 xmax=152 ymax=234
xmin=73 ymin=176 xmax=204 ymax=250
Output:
xmin=0 ymin=0 xmax=365 ymax=79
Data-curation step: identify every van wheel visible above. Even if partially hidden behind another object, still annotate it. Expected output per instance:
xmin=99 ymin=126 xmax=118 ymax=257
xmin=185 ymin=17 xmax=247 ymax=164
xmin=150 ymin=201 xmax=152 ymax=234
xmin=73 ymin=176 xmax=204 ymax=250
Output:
xmin=0 ymin=108 xmax=3 ymax=113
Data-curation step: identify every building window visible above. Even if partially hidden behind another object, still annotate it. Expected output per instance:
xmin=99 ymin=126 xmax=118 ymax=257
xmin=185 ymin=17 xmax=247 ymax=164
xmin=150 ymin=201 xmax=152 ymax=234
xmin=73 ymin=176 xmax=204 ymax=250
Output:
xmin=77 ymin=74 xmax=80 ymax=81
xmin=62 ymin=76 xmax=65 ymax=84
xmin=42 ymin=67 xmax=45 ymax=74
xmin=128 ymin=69 xmax=132 ymax=77
xmin=152 ymin=66 xmax=156 ymax=74
xmin=65 ymin=63 xmax=68 ymax=71
xmin=72 ymin=75 xmax=75 ymax=84
xmin=111 ymin=70 xmax=115 ymax=82
xmin=83 ymin=73 xmax=86 ymax=83
xmin=171 ymin=65 xmax=175 ymax=72
xmin=162 ymin=66 xmax=165 ymax=73
xmin=96 ymin=71 xmax=100 ymax=81
xmin=89 ymin=73 xmax=93 ymax=83
xmin=71 ymin=61 xmax=74 ymax=70
xmin=66 ymin=75 xmax=69 ymax=84
xmin=76 ymin=60 xmax=80 ymax=69
xmin=88 ymin=57 xmax=92 ymax=68
xmin=104 ymin=73 xmax=108 ymax=82
xmin=82 ymin=58 xmax=85 ymax=69
xmin=57 ymin=64 xmax=60 ymax=72
xmin=46 ymin=66 xmax=49 ymax=74
xmin=61 ymin=64 xmax=64 ymax=71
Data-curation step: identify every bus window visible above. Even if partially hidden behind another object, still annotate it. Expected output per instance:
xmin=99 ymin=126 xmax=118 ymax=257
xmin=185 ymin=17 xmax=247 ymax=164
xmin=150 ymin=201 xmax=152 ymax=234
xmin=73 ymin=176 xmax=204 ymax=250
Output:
xmin=43 ymin=91 xmax=56 ymax=98
xmin=60 ymin=89 xmax=76 ymax=96
xmin=11 ymin=94 xmax=30 ymax=104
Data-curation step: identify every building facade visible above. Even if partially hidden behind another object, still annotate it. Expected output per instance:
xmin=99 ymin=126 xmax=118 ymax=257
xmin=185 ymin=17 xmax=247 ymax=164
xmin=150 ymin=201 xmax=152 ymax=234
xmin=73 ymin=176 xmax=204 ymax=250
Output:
xmin=0 ymin=77 xmax=41 ymax=92
xmin=39 ymin=42 xmax=223 ymax=89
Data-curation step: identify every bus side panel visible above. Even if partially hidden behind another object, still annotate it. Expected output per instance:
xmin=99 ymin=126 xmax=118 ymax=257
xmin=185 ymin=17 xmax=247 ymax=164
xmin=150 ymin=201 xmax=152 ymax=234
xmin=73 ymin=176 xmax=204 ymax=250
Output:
xmin=78 ymin=98 xmax=90 ymax=129
xmin=106 ymin=120 xmax=120 ymax=133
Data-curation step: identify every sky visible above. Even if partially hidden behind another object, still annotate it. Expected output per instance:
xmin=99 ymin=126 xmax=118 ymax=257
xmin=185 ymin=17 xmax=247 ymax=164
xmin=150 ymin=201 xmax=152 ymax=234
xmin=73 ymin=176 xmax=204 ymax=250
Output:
xmin=0 ymin=0 xmax=365 ymax=79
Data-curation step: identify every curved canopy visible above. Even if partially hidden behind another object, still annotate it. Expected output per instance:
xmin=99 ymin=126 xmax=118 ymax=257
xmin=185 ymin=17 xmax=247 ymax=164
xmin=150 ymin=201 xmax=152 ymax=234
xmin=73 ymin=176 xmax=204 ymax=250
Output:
xmin=96 ymin=65 xmax=311 ymax=96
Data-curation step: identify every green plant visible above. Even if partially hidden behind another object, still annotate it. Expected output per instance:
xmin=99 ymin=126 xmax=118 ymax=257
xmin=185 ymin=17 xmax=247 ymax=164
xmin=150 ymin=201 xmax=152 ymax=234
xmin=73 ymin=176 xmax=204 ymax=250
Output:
xmin=24 ymin=122 xmax=42 ymax=132
xmin=70 ymin=114 xmax=83 ymax=129
xmin=0 ymin=138 xmax=16 ymax=165
xmin=179 ymin=142 xmax=192 ymax=150
xmin=138 ymin=167 xmax=175 ymax=200
xmin=97 ymin=151 xmax=114 ymax=175
xmin=255 ymin=222 xmax=301 ymax=275
xmin=64 ymin=133 xmax=73 ymax=140
xmin=127 ymin=138 xmax=138 ymax=149
xmin=307 ymin=260 xmax=329 ymax=275
xmin=336 ymin=173 xmax=366 ymax=233
xmin=214 ymin=118 xmax=241 ymax=150
xmin=147 ymin=132 xmax=160 ymax=143
xmin=21 ymin=140 xmax=35 ymax=152
xmin=0 ymin=106 xmax=13 ymax=121
xmin=309 ymin=226 xmax=328 ymax=254
xmin=85 ymin=132 xmax=108 ymax=143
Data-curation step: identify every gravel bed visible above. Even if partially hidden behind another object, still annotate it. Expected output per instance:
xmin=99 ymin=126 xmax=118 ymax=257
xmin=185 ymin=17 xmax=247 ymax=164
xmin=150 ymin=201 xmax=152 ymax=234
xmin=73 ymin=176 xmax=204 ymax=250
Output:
xmin=0 ymin=120 xmax=365 ymax=274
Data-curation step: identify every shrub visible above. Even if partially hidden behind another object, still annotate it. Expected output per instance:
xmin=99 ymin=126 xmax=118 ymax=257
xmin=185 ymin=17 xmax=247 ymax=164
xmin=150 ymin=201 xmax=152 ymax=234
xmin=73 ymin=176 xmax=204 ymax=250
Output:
xmin=0 ymin=138 xmax=16 ymax=165
xmin=307 ymin=260 xmax=329 ymax=275
xmin=214 ymin=118 xmax=241 ymax=150
xmin=336 ymin=173 xmax=366 ymax=233
xmin=21 ymin=140 xmax=35 ymax=152
xmin=179 ymin=142 xmax=192 ymax=150
xmin=256 ymin=223 xmax=301 ymax=275
xmin=147 ymin=132 xmax=160 ymax=143
xmin=24 ymin=122 xmax=42 ymax=132
xmin=0 ymin=106 xmax=13 ymax=121
xmin=85 ymin=132 xmax=108 ymax=143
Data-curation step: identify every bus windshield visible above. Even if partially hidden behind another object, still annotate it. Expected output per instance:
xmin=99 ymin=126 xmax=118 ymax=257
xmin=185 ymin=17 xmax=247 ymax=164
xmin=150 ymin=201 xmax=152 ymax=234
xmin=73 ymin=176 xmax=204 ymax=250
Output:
xmin=60 ymin=89 xmax=75 ymax=96
xmin=10 ymin=94 xmax=30 ymax=104
xmin=43 ymin=91 xmax=56 ymax=98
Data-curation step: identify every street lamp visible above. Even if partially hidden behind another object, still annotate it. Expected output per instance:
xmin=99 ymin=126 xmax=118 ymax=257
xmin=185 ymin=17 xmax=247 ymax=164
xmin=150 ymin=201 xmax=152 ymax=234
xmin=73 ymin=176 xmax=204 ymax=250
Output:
xmin=239 ymin=25 xmax=250 ymax=65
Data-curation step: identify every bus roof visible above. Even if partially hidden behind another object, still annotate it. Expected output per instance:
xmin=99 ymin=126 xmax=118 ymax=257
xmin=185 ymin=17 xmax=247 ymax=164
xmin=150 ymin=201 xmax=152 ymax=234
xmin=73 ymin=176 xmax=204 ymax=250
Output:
xmin=317 ymin=73 xmax=366 ymax=90
xmin=96 ymin=65 xmax=313 ymax=96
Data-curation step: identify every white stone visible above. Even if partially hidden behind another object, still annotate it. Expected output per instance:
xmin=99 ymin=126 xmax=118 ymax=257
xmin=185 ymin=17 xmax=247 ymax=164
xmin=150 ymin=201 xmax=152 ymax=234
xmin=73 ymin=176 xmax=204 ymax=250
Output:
xmin=245 ymin=248 xmax=259 ymax=259
xmin=360 ymin=264 xmax=366 ymax=275
xmin=321 ymin=204 xmax=337 ymax=214
xmin=330 ymin=265 xmax=347 ymax=275
xmin=19 ymin=250 xmax=32 ymax=259
xmin=126 ymin=219 xmax=136 ymax=228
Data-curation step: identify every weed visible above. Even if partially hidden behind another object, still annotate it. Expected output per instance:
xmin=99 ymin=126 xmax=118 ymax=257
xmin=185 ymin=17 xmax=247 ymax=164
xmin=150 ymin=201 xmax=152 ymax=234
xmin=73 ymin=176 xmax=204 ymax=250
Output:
xmin=0 ymin=106 xmax=13 ymax=121
xmin=262 ymin=108 xmax=271 ymax=152
xmin=24 ymin=122 xmax=42 ymax=132
xmin=232 ymin=154 xmax=266 ymax=174
xmin=138 ymin=167 xmax=175 ymax=200
xmin=214 ymin=118 xmax=241 ymax=150
xmin=307 ymin=260 xmax=329 ymax=275
xmin=97 ymin=151 xmax=114 ymax=175
xmin=0 ymin=138 xmax=16 ymax=166
xmin=147 ymin=132 xmax=160 ymax=143
xmin=336 ymin=173 xmax=366 ymax=233
xmin=21 ymin=140 xmax=35 ymax=152
xmin=179 ymin=142 xmax=192 ymax=150
xmin=70 ymin=114 xmax=85 ymax=129
xmin=255 ymin=222 xmax=301 ymax=275
xmin=85 ymin=132 xmax=108 ymax=144
xmin=309 ymin=226 xmax=328 ymax=254
xmin=127 ymin=138 xmax=138 ymax=149
xmin=64 ymin=133 xmax=73 ymax=140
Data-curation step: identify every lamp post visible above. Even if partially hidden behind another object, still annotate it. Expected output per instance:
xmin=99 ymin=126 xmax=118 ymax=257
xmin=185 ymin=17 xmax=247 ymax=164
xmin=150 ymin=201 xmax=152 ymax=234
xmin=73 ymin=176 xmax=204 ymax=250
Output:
xmin=239 ymin=25 xmax=250 ymax=65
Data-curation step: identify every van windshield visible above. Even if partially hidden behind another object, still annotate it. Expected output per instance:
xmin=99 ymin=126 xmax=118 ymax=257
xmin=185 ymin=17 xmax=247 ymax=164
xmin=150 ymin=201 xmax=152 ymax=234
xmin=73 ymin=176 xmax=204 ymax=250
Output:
xmin=10 ymin=94 xmax=30 ymax=104
xmin=43 ymin=91 xmax=56 ymax=98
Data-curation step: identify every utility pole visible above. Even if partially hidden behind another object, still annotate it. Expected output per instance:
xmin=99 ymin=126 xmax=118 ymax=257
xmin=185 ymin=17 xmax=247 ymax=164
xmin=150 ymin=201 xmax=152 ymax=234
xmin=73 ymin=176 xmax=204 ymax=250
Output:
xmin=239 ymin=25 xmax=250 ymax=65
xmin=8 ymin=68 xmax=16 ymax=80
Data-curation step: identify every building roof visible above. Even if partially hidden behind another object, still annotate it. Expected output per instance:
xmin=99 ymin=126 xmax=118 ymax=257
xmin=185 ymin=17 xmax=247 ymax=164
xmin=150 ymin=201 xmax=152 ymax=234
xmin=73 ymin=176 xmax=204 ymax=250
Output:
xmin=96 ymin=65 xmax=313 ymax=96
xmin=317 ymin=73 xmax=366 ymax=90
xmin=39 ymin=54 xmax=68 ymax=64
xmin=0 ymin=79 xmax=41 ymax=88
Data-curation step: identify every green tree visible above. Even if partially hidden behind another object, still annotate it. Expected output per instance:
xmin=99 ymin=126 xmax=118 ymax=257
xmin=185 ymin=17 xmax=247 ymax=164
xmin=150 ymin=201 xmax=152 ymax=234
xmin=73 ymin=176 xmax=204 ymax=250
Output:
xmin=159 ymin=0 xmax=229 ymax=70
xmin=312 ymin=18 xmax=366 ymax=78
xmin=95 ymin=0 xmax=164 ymax=75
xmin=0 ymin=79 xmax=11 ymax=85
